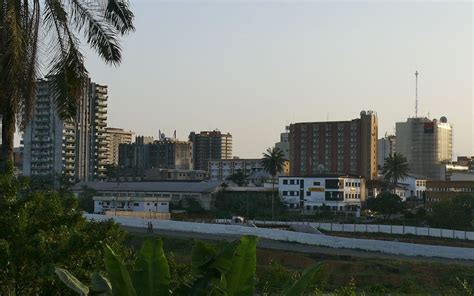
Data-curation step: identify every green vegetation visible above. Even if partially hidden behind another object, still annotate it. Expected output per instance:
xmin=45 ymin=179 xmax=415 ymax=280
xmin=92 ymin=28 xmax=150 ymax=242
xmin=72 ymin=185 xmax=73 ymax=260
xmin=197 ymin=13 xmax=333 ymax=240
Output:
xmin=56 ymin=236 xmax=323 ymax=295
xmin=213 ymin=191 xmax=286 ymax=219
xmin=382 ymin=153 xmax=409 ymax=190
xmin=125 ymin=234 xmax=474 ymax=295
xmin=0 ymin=1 xmax=134 ymax=173
xmin=0 ymin=175 xmax=128 ymax=295
xmin=226 ymin=172 xmax=248 ymax=187
xmin=261 ymin=147 xmax=287 ymax=221
xmin=428 ymin=195 xmax=474 ymax=230
xmin=367 ymin=192 xmax=404 ymax=220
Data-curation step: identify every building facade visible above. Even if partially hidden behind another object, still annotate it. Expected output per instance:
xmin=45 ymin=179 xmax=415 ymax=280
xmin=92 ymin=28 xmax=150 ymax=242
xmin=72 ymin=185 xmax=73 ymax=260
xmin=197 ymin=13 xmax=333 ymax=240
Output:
xmin=425 ymin=180 xmax=474 ymax=209
xmin=72 ymin=181 xmax=224 ymax=212
xmin=105 ymin=127 xmax=133 ymax=165
xmin=23 ymin=78 xmax=109 ymax=183
xmin=275 ymin=126 xmax=290 ymax=161
xmin=377 ymin=135 xmax=396 ymax=169
xmin=119 ymin=136 xmax=193 ymax=171
xmin=396 ymin=117 xmax=452 ymax=180
xmin=209 ymin=158 xmax=289 ymax=181
xmin=189 ymin=130 xmax=232 ymax=171
xmin=289 ymin=111 xmax=378 ymax=180
xmin=279 ymin=175 xmax=366 ymax=215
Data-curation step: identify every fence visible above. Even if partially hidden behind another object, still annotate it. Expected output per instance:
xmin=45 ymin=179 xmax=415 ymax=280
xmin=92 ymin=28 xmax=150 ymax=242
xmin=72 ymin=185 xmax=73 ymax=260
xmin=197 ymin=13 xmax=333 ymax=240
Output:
xmin=214 ymin=219 xmax=474 ymax=241
xmin=84 ymin=214 xmax=474 ymax=260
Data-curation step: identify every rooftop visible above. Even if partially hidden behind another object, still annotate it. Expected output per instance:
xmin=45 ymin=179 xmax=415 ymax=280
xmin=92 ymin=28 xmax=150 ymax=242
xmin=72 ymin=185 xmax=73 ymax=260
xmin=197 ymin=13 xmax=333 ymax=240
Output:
xmin=72 ymin=181 xmax=224 ymax=193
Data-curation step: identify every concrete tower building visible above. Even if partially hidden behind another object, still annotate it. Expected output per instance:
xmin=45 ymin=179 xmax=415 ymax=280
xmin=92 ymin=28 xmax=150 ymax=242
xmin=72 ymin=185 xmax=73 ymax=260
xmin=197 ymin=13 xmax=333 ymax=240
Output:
xmin=105 ymin=128 xmax=134 ymax=165
xmin=289 ymin=111 xmax=378 ymax=180
xmin=189 ymin=130 xmax=232 ymax=171
xmin=395 ymin=117 xmax=452 ymax=180
xmin=377 ymin=135 xmax=396 ymax=169
xmin=23 ymin=78 xmax=109 ymax=184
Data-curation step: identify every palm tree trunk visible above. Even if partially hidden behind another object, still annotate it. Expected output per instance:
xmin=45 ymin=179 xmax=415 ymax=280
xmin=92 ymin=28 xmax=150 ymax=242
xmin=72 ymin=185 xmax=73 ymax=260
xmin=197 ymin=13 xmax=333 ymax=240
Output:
xmin=272 ymin=175 xmax=275 ymax=221
xmin=1 ymin=112 xmax=15 ymax=175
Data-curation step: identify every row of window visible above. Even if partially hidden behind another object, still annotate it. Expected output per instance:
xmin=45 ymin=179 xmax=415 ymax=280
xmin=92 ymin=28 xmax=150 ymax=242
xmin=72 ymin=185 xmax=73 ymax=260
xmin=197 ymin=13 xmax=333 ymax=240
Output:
xmin=428 ymin=187 xmax=474 ymax=192
xmin=98 ymin=201 xmax=168 ymax=207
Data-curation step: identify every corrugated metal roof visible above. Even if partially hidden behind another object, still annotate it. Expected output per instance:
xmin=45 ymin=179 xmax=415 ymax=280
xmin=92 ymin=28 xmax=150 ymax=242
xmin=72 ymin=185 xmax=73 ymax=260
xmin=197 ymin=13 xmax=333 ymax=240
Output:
xmin=72 ymin=181 xmax=223 ymax=193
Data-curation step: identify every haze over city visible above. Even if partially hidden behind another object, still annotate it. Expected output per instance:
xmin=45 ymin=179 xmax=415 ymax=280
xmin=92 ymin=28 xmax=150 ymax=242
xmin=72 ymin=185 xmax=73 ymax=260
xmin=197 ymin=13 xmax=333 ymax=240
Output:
xmin=73 ymin=0 xmax=472 ymax=158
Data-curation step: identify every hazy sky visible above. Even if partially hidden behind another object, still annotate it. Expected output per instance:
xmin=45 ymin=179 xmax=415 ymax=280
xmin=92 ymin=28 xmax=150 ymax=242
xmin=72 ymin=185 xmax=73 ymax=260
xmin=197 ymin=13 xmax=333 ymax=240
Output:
xmin=82 ymin=0 xmax=472 ymax=158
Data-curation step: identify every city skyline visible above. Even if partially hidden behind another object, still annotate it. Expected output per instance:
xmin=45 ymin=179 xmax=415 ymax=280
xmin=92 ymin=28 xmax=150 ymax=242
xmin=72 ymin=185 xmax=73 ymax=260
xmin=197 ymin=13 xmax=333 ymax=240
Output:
xmin=19 ymin=1 xmax=472 ymax=159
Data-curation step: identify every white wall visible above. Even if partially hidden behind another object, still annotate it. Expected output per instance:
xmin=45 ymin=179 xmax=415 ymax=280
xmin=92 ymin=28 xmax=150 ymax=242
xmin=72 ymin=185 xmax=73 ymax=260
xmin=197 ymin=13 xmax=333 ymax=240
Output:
xmin=84 ymin=214 xmax=474 ymax=260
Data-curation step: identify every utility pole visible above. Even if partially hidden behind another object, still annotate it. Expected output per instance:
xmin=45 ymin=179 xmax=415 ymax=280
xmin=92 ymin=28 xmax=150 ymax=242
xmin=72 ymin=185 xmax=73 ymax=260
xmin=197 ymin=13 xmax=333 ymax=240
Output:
xmin=415 ymin=71 xmax=419 ymax=118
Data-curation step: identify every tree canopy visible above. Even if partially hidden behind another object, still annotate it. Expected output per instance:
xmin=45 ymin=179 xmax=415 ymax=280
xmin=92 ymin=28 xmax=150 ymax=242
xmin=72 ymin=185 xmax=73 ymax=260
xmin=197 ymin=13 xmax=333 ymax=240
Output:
xmin=367 ymin=192 xmax=404 ymax=220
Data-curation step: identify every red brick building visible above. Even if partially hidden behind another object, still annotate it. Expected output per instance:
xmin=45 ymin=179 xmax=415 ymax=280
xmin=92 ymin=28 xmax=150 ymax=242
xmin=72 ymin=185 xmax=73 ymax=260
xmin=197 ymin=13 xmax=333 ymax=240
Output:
xmin=289 ymin=111 xmax=378 ymax=180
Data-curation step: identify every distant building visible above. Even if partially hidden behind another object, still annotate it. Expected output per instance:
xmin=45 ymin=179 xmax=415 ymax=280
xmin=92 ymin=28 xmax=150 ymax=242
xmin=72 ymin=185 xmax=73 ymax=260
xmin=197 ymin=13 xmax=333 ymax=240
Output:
xmin=275 ymin=126 xmax=290 ymax=161
xmin=395 ymin=116 xmax=452 ymax=180
xmin=72 ymin=181 xmax=224 ymax=211
xmin=143 ymin=168 xmax=208 ymax=181
xmin=119 ymin=135 xmax=193 ymax=171
xmin=279 ymin=175 xmax=366 ymax=215
xmin=425 ymin=180 xmax=474 ymax=209
xmin=105 ymin=128 xmax=133 ymax=165
xmin=189 ymin=130 xmax=232 ymax=171
xmin=289 ymin=111 xmax=378 ymax=180
xmin=209 ymin=158 xmax=289 ymax=181
xmin=22 ymin=78 xmax=108 ymax=183
xmin=377 ymin=135 xmax=396 ymax=169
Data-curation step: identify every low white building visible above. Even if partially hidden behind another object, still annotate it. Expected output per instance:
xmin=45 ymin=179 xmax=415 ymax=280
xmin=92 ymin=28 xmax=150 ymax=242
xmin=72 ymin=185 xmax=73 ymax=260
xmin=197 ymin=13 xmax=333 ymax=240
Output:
xmin=209 ymin=158 xmax=289 ymax=181
xmin=72 ymin=181 xmax=224 ymax=214
xmin=278 ymin=175 xmax=366 ymax=214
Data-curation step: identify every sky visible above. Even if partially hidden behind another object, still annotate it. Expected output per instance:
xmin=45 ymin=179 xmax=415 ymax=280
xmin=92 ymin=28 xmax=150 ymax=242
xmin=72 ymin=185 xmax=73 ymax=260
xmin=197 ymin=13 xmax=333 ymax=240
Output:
xmin=78 ymin=0 xmax=472 ymax=158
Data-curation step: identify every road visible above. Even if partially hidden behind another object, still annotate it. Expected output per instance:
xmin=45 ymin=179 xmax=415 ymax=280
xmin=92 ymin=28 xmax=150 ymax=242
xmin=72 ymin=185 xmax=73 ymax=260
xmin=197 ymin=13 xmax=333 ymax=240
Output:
xmin=123 ymin=226 xmax=474 ymax=266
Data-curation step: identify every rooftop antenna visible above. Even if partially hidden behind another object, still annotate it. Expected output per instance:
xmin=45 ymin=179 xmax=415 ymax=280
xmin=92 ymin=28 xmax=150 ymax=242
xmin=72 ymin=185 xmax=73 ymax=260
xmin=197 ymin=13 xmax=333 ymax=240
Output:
xmin=415 ymin=70 xmax=419 ymax=118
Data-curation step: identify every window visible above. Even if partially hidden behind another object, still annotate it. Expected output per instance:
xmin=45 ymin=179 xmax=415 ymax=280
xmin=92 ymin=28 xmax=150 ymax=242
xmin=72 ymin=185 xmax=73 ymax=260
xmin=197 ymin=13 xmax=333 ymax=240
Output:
xmin=290 ymin=191 xmax=294 ymax=196
xmin=133 ymin=203 xmax=139 ymax=207
xmin=306 ymin=191 xmax=311 ymax=196
xmin=283 ymin=191 xmax=288 ymax=196
xmin=290 ymin=180 xmax=295 ymax=185
xmin=306 ymin=205 xmax=310 ymax=210
xmin=161 ymin=203 xmax=167 ymax=206
xmin=283 ymin=180 xmax=288 ymax=185
xmin=313 ymin=181 xmax=320 ymax=186
xmin=146 ymin=203 xmax=150 ymax=206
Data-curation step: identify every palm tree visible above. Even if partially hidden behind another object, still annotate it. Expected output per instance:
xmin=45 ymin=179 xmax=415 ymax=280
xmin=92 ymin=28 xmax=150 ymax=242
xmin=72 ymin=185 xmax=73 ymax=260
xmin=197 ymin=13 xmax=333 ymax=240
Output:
xmin=382 ymin=153 xmax=409 ymax=192
xmin=261 ymin=147 xmax=286 ymax=220
xmin=0 ymin=1 xmax=134 ymax=174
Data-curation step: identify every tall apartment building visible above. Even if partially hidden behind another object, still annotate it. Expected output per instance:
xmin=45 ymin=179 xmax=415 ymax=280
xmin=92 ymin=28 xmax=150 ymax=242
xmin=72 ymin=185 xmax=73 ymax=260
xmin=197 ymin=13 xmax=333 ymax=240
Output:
xmin=377 ymin=135 xmax=396 ymax=169
xmin=23 ymin=78 xmax=109 ymax=183
xmin=395 ymin=117 xmax=452 ymax=180
xmin=289 ymin=111 xmax=378 ymax=180
xmin=275 ymin=126 xmax=290 ymax=161
xmin=105 ymin=127 xmax=134 ymax=165
xmin=119 ymin=136 xmax=193 ymax=171
xmin=189 ymin=130 xmax=232 ymax=171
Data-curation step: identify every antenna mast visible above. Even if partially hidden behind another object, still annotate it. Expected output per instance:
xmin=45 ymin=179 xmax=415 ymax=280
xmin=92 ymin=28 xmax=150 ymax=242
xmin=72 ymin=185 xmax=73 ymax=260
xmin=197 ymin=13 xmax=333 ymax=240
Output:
xmin=415 ymin=70 xmax=419 ymax=118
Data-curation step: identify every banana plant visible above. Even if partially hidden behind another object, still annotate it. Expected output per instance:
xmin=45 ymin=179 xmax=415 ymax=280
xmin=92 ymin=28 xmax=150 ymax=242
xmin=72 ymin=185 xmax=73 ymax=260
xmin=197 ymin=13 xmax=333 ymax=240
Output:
xmin=56 ymin=236 xmax=322 ymax=295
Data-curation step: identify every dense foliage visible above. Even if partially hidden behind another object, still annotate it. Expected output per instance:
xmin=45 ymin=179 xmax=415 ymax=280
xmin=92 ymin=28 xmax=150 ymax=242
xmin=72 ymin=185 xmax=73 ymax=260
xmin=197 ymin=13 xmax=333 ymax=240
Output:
xmin=57 ymin=236 xmax=323 ymax=296
xmin=428 ymin=195 xmax=474 ymax=230
xmin=0 ymin=0 xmax=134 ymax=173
xmin=213 ymin=191 xmax=286 ymax=219
xmin=367 ymin=192 xmax=404 ymax=220
xmin=0 ymin=175 xmax=128 ymax=295
xmin=382 ymin=153 xmax=409 ymax=188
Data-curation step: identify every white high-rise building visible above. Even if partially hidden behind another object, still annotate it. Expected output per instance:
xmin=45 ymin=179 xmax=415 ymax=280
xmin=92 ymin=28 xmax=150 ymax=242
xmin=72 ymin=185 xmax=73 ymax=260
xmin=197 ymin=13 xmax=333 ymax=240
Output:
xmin=105 ymin=128 xmax=134 ymax=166
xmin=275 ymin=126 xmax=290 ymax=161
xmin=23 ymin=78 xmax=109 ymax=184
xmin=377 ymin=135 xmax=396 ymax=169
xmin=395 ymin=117 xmax=452 ymax=180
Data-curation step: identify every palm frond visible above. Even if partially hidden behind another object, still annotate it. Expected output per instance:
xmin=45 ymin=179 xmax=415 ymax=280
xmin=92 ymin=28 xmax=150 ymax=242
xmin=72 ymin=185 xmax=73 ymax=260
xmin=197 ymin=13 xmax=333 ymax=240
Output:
xmin=103 ymin=0 xmax=135 ymax=34
xmin=70 ymin=0 xmax=122 ymax=64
